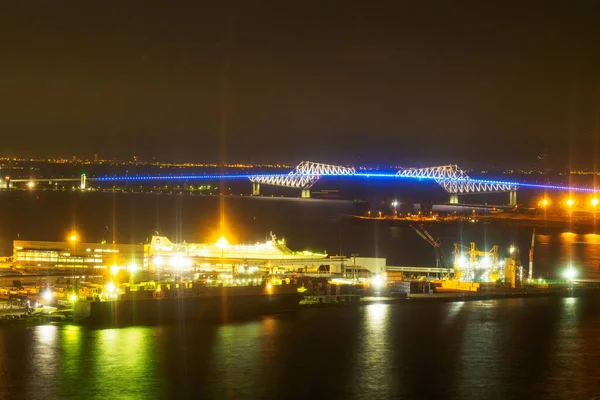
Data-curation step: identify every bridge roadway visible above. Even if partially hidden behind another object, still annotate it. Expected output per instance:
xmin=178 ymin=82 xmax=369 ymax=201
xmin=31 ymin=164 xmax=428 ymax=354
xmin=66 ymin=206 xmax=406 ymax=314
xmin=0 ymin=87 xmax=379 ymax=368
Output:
xmin=1 ymin=175 xmax=86 ymax=190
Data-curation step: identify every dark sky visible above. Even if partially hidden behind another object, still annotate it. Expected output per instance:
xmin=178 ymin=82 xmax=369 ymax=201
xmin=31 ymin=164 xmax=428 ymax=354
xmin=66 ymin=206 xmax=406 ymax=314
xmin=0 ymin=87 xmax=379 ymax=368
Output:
xmin=1 ymin=1 xmax=599 ymax=167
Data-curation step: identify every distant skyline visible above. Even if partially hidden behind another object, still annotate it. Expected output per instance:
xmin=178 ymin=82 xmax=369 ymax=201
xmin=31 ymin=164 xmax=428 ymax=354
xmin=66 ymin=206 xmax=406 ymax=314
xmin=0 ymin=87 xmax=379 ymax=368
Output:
xmin=1 ymin=2 xmax=599 ymax=168
xmin=0 ymin=153 xmax=595 ymax=173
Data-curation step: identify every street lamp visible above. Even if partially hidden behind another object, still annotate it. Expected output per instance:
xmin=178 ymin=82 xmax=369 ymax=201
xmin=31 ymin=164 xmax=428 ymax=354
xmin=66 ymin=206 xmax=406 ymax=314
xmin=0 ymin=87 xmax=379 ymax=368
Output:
xmin=110 ymin=265 xmax=120 ymax=276
xmin=128 ymin=262 xmax=138 ymax=285
xmin=566 ymin=198 xmax=574 ymax=207
xmin=351 ymin=253 xmax=359 ymax=283
xmin=217 ymin=236 xmax=228 ymax=270
xmin=217 ymin=236 xmax=228 ymax=253
xmin=42 ymin=288 xmax=53 ymax=304
xmin=68 ymin=233 xmax=79 ymax=276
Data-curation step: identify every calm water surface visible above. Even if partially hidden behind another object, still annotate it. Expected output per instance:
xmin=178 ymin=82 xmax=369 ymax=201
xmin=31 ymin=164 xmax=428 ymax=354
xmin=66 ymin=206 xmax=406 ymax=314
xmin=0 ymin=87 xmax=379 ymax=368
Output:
xmin=1 ymin=297 xmax=599 ymax=399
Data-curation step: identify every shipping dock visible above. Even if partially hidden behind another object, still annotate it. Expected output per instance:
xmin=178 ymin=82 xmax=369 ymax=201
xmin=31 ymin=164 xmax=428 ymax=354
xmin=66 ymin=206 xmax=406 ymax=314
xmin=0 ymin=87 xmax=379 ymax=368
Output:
xmin=1 ymin=228 xmax=599 ymax=326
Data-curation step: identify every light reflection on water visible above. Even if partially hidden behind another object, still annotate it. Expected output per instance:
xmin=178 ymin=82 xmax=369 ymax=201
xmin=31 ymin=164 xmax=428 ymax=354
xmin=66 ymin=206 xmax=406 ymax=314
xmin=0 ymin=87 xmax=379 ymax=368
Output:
xmin=537 ymin=232 xmax=600 ymax=279
xmin=0 ymin=296 xmax=599 ymax=399
xmin=354 ymin=304 xmax=392 ymax=396
xmin=26 ymin=325 xmax=60 ymax=399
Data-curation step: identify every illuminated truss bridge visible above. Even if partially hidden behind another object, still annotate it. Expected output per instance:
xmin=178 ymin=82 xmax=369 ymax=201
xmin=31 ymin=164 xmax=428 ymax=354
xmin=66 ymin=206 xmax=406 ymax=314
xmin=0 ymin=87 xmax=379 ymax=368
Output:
xmin=249 ymin=162 xmax=517 ymax=203
xmin=34 ymin=161 xmax=599 ymax=205
xmin=249 ymin=161 xmax=356 ymax=198
xmin=396 ymin=165 xmax=518 ymax=204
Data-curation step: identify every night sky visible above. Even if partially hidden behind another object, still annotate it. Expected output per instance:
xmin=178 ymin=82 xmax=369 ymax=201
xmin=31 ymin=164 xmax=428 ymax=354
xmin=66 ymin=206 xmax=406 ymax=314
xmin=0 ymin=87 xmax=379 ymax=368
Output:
xmin=1 ymin=2 xmax=599 ymax=167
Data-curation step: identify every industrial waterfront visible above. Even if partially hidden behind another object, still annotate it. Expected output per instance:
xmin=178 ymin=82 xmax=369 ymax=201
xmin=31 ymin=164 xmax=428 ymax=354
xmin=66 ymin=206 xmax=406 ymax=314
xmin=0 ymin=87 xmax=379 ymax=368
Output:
xmin=1 ymin=189 xmax=600 ymax=398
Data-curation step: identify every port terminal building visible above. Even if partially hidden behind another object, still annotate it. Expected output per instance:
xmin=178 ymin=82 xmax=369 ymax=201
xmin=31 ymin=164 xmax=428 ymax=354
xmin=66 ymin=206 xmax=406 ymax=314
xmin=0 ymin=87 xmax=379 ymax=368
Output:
xmin=13 ymin=240 xmax=145 ymax=270
xmin=10 ymin=235 xmax=387 ymax=277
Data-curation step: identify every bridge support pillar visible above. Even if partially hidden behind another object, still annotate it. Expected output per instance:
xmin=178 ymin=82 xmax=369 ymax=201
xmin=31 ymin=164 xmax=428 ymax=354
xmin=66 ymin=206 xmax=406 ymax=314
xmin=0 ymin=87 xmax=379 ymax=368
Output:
xmin=80 ymin=174 xmax=87 ymax=190
xmin=509 ymin=190 xmax=517 ymax=206
xmin=252 ymin=182 xmax=260 ymax=196
xmin=449 ymin=194 xmax=459 ymax=204
xmin=301 ymin=189 xmax=311 ymax=198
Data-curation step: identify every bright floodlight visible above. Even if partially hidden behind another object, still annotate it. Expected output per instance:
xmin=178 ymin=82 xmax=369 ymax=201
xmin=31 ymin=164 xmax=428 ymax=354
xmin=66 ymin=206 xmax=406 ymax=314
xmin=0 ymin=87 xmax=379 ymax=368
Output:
xmin=509 ymin=246 xmax=516 ymax=254
xmin=539 ymin=198 xmax=549 ymax=207
xmin=566 ymin=198 xmax=574 ymax=207
xmin=482 ymin=256 xmax=491 ymax=267
xmin=216 ymin=236 xmax=229 ymax=249
xmin=127 ymin=262 xmax=138 ymax=273
xmin=106 ymin=281 xmax=116 ymax=293
xmin=592 ymin=198 xmax=599 ymax=207
xmin=69 ymin=293 xmax=77 ymax=302
xmin=110 ymin=265 xmax=119 ymax=276
xmin=372 ymin=275 xmax=384 ymax=288
xmin=170 ymin=255 xmax=186 ymax=270
xmin=391 ymin=200 xmax=398 ymax=207
xmin=563 ymin=267 xmax=577 ymax=281
xmin=42 ymin=289 xmax=53 ymax=303
xmin=69 ymin=234 xmax=78 ymax=242
xmin=27 ymin=181 xmax=35 ymax=189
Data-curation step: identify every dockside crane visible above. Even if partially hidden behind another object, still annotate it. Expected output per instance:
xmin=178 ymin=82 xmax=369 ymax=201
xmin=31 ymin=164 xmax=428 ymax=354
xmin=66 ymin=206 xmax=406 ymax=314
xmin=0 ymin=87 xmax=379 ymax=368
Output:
xmin=410 ymin=224 xmax=452 ymax=279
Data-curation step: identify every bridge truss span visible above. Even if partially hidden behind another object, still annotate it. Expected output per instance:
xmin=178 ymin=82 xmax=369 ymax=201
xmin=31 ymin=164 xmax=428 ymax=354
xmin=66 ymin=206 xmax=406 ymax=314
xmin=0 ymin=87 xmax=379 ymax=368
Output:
xmin=396 ymin=164 xmax=518 ymax=204
xmin=249 ymin=161 xmax=356 ymax=197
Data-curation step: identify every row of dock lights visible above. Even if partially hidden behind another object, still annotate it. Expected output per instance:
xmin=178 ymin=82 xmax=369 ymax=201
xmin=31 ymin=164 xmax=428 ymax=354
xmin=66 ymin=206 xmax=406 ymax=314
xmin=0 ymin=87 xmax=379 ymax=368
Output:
xmin=538 ymin=197 xmax=600 ymax=208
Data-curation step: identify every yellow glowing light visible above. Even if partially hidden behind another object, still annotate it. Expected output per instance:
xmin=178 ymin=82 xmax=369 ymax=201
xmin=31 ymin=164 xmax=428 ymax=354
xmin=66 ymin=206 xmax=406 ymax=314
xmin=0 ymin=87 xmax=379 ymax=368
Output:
xmin=127 ymin=262 xmax=138 ymax=273
xmin=566 ymin=198 xmax=574 ymax=207
xmin=69 ymin=293 xmax=77 ymax=302
xmin=106 ymin=281 xmax=116 ymax=293
xmin=216 ymin=236 xmax=229 ymax=249
xmin=27 ymin=181 xmax=35 ymax=189
xmin=539 ymin=198 xmax=549 ymax=207
xmin=110 ymin=265 xmax=119 ymax=276
xmin=69 ymin=234 xmax=78 ymax=242
xmin=592 ymin=198 xmax=599 ymax=207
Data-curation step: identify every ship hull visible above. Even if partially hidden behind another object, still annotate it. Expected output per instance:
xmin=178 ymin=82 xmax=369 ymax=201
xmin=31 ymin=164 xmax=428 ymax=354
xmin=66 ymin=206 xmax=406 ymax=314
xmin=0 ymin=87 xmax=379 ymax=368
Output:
xmin=80 ymin=291 xmax=303 ymax=326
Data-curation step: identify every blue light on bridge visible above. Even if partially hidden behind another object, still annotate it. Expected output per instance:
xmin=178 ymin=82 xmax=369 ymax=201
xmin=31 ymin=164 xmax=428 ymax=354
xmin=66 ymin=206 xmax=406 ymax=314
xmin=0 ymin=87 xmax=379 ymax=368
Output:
xmin=92 ymin=172 xmax=600 ymax=193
